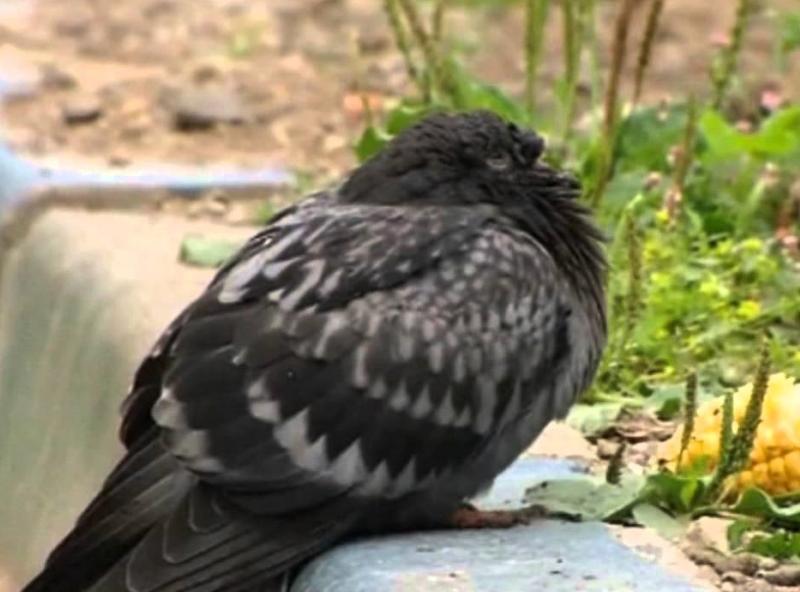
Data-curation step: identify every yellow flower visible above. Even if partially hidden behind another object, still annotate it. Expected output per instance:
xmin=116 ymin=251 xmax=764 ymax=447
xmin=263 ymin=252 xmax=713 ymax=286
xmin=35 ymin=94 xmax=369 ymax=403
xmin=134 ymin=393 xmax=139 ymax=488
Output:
xmin=739 ymin=238 xmax=764 ymax=253
xmin=657 ymin=373 xmax=800 ymax=496
xmin=699 ymin=277 xmax=730 ymax=299
xmin=736 ymin=300 xmax=761 ymax=320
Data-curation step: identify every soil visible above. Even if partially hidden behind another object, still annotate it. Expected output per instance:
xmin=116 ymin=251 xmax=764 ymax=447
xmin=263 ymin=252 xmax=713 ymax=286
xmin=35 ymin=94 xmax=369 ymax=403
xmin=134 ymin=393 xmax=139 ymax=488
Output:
xmin=0 ymin=0 xmax=798 ymax=183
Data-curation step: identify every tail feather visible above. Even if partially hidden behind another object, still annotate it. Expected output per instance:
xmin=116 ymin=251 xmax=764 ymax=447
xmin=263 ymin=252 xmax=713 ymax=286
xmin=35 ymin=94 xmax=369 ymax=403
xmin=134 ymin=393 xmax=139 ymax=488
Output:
xmin=24 ymin=436 xmax=360 ymax=592
xmin=22 ymin=436 xmax=188 ymax=592
xmin=88 ymin=485 xmax=358 ymax=592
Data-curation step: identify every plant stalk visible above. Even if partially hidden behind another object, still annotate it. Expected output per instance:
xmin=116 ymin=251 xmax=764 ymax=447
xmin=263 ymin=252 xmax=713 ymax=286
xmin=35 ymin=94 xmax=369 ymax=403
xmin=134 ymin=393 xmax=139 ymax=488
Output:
xmin=384 ymin=0 xmax=425 ymax=97
xmin=664 ymin=95 xmax=698 ymax=223
xmin=676 ymin=371 xmax=698 ymax=472
xmin=633 ymin=0 xmax=665 ymax=105
xmin=711 ymin=0 xmax=755 ymax=109
xmin=525 ymin=0 xmax=552 ymax=116
xmin=590 ymin=0 xmax=637 ymax=207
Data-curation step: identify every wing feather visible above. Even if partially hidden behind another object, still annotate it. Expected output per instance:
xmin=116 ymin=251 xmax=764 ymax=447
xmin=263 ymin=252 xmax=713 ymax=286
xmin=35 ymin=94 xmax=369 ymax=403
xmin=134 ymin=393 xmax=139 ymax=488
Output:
xmin=152 ymin=203 xmax=571 ymax=509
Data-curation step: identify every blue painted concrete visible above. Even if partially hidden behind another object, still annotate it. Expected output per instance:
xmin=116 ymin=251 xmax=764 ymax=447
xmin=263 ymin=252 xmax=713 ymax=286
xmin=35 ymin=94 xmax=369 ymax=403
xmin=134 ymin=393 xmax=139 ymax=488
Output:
xmin=0 ymin=143 xmax=38 ymax=206
xmin=292 ymin=458 xmax=706 ymax=591
xmin=294 ymin=522 xmax=702 ymax=592
xmin=0 ymin=141 xmax=292 ymax=208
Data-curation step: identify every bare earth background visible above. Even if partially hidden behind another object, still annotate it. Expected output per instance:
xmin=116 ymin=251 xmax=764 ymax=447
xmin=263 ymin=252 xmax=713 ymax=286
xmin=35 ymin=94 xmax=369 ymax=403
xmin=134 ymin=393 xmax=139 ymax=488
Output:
xmin=0 ymin=0 xmax=798 ymax=182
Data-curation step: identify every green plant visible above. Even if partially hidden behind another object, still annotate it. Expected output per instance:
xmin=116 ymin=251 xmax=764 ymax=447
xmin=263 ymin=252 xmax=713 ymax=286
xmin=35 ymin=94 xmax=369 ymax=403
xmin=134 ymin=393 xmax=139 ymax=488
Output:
xmin=179 ymin=235 xmax=242 ymax=268
xmin=706 ymin=338 xmax=770 ymax=500
xmin=529 ymin=359 xmax=800 ymax=550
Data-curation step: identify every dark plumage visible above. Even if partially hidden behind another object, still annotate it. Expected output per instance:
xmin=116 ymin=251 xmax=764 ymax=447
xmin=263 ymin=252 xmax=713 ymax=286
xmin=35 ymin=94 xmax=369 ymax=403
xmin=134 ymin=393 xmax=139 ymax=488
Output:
xmin=23 ymin=110 xmax=606 ymax=592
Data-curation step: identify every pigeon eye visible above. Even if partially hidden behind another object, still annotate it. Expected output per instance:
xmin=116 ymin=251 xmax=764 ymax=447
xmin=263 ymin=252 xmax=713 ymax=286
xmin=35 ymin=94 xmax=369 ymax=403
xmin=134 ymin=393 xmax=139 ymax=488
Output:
xmin=485 ymin=154 xmax=512 ymax=171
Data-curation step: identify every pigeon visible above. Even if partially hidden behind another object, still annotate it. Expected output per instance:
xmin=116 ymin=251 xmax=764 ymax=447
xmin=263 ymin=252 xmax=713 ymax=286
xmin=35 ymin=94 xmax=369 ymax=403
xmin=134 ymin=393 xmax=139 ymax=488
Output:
xmin=23 ymin=110 xmax=606 ymax=592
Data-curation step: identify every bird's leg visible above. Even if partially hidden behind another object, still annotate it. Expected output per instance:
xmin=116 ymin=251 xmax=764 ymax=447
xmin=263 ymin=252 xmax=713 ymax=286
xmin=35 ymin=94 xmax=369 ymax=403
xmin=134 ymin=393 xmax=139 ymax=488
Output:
xmin=447 ymin=501 xmax=582 ymax=529
xmin=448 ymin=503 xmax=523 ymax=529
xmin=446 ymin=502 xmax=548 ymax=529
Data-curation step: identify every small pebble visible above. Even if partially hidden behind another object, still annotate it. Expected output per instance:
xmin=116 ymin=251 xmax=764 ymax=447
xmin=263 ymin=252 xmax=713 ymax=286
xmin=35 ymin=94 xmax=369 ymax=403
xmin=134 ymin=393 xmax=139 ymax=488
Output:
xmin=62 ymin=93 xmax=103 ymax=125
xmin=596 ymin=438 xmax=618 ymax=460
xmin=40 ymin=63 xmax=77 ymax=90
xmin=167 ymin=84 xmax=253 ymax=131
xmin=108 ymin=153 xmax=131 ymax=168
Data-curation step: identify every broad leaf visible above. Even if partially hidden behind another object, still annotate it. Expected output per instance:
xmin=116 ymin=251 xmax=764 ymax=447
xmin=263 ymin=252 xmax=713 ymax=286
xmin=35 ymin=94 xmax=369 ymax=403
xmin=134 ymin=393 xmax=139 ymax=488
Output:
xmin=616 ymin=105 xmax=690 ymax=173
xmin=631 ymin=503 xmax=688 ymax=541
xmin=642 ymin=472 xmax=708 ymax=513
xmin=523 ymin=474 xmax=643 ymax=521
xmin=732 ymin=488 xmax=800 ymax=528
xmin=566 ymin=402 xmax=624 ymax=437
xmin=354 ymin=125 xmax=393 ymax=162
xmin=746 ymin=530 xmax=800 ymax=559
xmin=179 ymin=235 xmax=242 ymax=268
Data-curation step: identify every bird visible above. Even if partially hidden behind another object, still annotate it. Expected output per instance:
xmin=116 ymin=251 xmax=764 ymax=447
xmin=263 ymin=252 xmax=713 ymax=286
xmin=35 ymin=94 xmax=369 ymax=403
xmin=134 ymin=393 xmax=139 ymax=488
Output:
xmin=23 ymin=110 xmax=606 ymax=592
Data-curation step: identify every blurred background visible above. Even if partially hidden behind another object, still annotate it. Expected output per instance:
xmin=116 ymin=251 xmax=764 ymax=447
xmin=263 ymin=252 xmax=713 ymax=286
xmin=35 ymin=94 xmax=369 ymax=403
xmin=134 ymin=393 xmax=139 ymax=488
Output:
xmin=0 ymin=0 xmax=796 ymax=180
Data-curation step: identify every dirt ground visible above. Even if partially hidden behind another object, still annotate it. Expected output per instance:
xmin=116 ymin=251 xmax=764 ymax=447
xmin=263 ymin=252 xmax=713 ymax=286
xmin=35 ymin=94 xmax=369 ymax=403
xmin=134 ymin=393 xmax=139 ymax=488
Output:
xmin=0 ymin=0 xmax=797 ymax=182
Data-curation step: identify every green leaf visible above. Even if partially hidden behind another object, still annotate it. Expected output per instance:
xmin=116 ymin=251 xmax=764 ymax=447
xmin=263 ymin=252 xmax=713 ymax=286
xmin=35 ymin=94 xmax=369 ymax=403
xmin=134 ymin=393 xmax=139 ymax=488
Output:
xmin=354 ymin=125 xmax=393 ymax=163
xmin=746 ymin=530 xmax=800 ymax=560
xmin=727 ymin=518 xmax=758 ymax=550
xmin=643 ymin=383 xmax=685 ymax=420
xmin=699 ymin=106 xmax=800 ymax=162
xmin=616 ymin=105 xmax=690 ymax=173
xmin=597 ymin=171 xmax=651 ymax=226
xmin=523 ymin=474 xmax=644 ymax=521
xmin=698 ymin=109 xmax=747 ymax=161
xmin=749 ymin=106 xmax=800 ymax=157
xmin=566 ymin=402 xmax=623 ymax=436
xmin=385 ymin=102 xmax=438 ymax=135
xmin=631 ymin=503 xmax=687 ymax=541
xmin=732 ymin=488 xmax=800 ymax=528
xmin=179 ymin=235 xmax=242 ymax=268
xmin=642 ymin=472 xmax=707 ymax=513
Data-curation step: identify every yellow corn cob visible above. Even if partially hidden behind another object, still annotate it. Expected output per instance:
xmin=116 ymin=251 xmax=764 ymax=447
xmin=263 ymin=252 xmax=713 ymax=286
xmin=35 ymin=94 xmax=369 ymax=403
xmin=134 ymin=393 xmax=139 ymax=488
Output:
xmin=657 ymin=373 xmax=800 ymax=496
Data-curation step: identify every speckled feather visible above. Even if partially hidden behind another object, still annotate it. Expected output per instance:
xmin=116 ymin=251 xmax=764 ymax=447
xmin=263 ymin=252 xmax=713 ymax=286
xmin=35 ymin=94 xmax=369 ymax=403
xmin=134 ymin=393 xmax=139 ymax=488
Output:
xmin=23 ymin=111 xmax=606 ymax=592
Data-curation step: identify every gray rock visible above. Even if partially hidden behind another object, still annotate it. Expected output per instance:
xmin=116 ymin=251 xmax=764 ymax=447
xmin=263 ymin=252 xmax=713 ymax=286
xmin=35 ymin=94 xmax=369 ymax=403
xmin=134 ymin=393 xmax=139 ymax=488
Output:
xmin=61 ymin=93 xmax=103 ymax=125
xmin=166 ymin=84 xmax=253 ymax=131
xmin=40 ymin=63 xmax=77 ymax=91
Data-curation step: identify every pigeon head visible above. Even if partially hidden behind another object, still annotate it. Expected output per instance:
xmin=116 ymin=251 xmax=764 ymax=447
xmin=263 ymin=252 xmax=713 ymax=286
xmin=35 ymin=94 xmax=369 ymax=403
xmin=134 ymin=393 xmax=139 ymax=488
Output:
xmin=340 ymin=110 xmax=580 ymax=206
